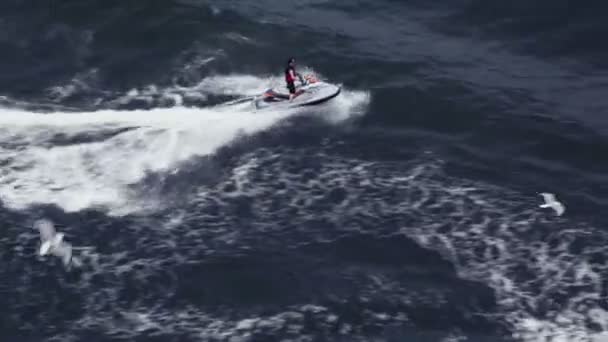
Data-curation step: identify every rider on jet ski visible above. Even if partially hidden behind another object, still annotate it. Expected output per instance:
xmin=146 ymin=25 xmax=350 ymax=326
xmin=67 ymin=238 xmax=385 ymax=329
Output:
xmin=285 ymin=57 xmax=303 ymax=101
xmin=254 ymin=59 xmax=339 ymax=109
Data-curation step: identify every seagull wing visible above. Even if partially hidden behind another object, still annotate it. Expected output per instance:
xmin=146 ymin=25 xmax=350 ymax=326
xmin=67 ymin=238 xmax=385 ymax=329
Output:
xmin=540 ymin=193 xmax=556 ymax=204
xmin=40 ymin=241 xmax=52 ymax=255
xmin=35 ymin=219 xmax=56 ymax=242
xmin=59 ymin=245 xmax=72 ymax=266
xmin=555 ymin=203 xmax=565 ymax=216
xmin=53 ymin=233 xmax=64 ymax=245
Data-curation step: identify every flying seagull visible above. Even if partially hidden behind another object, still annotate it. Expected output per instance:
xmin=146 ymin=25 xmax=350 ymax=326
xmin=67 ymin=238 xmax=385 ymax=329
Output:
xmin=539 ymin=193 xmax=565 ymax=216
xmin=34 ymin=219 xmax=72 ymax=266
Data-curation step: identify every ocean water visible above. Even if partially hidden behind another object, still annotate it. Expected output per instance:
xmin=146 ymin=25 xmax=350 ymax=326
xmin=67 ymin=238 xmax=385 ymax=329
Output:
xmin=1 ymin=1 xmax=608 ymax=341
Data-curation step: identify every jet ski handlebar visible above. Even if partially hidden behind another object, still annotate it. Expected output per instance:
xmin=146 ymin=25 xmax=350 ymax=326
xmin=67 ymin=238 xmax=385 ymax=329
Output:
xmin=298 ymin=74 xmax=318 ymax=86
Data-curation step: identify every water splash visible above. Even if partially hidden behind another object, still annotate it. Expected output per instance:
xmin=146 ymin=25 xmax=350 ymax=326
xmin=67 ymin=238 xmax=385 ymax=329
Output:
xmin=0 ymin=74 xmax=369 ymax=215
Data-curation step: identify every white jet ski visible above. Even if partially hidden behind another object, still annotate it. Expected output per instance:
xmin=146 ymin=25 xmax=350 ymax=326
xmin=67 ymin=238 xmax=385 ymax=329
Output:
xmin=253 ymin=74 xmax=341 ymax=110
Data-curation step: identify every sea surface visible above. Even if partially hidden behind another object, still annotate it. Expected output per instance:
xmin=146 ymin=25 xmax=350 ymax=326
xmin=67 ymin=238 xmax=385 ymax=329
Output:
xmin=1 ymin=1 xmax=608 ymax=341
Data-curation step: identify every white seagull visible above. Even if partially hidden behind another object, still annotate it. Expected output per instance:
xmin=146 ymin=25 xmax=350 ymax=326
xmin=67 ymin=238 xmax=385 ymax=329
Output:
xmin=539 ymin=193 xmax=565 ymax=216
xmin=34 ymin=219 xmax=72 ymax=266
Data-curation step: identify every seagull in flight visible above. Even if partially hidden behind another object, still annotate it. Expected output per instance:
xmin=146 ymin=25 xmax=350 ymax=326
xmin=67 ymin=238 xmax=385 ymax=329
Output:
xmin=34 ymin=219 xmax=72 ymax=266
xmin=539 ymin=193 xmax=565 ymax=216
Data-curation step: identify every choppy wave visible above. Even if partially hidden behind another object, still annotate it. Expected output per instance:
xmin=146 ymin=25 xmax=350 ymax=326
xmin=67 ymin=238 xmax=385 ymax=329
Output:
xmin=448 ymin=0 xmax=608 ymax=64
xmin=1 ymin=1 xmax=607 ymax=341
xmin=0 ymin=74 xmax=369 ymax=215
xmin=3 ymin=148 xmax=607 ymax=341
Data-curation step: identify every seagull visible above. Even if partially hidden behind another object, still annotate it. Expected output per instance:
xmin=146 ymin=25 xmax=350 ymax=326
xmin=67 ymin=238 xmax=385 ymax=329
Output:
xmin=539 ymin=193 xmax=565 ymax=216
xmin=34 ymin=219 xmax=72 ymax=266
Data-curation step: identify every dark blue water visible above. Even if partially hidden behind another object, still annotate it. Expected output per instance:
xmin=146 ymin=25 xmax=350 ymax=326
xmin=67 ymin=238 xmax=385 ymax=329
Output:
xmin=1 ymin=1 xmax=608 ymax=341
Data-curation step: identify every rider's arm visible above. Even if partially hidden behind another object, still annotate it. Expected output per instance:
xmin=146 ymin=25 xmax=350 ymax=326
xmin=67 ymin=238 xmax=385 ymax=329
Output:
xmin=294 ymin=71 xmax=305 ymax=83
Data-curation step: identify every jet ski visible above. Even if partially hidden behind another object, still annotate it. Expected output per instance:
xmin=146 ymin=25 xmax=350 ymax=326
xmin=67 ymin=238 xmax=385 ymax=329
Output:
xmin=253 ymin=74 xmax=341 ymax=110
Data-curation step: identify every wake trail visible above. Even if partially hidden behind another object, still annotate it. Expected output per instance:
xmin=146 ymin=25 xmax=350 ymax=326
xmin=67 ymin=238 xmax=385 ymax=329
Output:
xmin=0 ymin=105 xmax=289 ymax=215
xmin=0 ymin=74 xmax=370 ymax=215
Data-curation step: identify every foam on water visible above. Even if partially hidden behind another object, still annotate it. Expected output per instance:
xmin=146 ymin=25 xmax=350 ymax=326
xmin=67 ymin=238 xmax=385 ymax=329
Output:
xmin=4 ymin=147 xmax=605 ymax=341
xmin=0 ymin=74 xmax=369 ymax=215
xmin=0 ymin=105 xmax=288 ymax=215
xmin=183 ymin=149 xmax=608 ymax=342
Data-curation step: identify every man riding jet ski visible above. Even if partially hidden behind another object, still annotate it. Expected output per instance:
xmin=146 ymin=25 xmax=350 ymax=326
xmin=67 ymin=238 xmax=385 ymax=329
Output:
xmin=253 ymin=57 xmax=341 ymax=110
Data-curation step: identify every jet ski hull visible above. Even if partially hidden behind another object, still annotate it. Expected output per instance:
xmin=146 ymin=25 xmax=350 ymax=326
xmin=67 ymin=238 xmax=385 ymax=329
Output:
xmin=253 ymin=81 xmax=341 ymax=110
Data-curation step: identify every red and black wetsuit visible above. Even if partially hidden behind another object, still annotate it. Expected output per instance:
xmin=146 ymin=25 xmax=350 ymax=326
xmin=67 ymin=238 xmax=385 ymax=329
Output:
xmin=285 ymin=65 xmax=296 ymax=94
